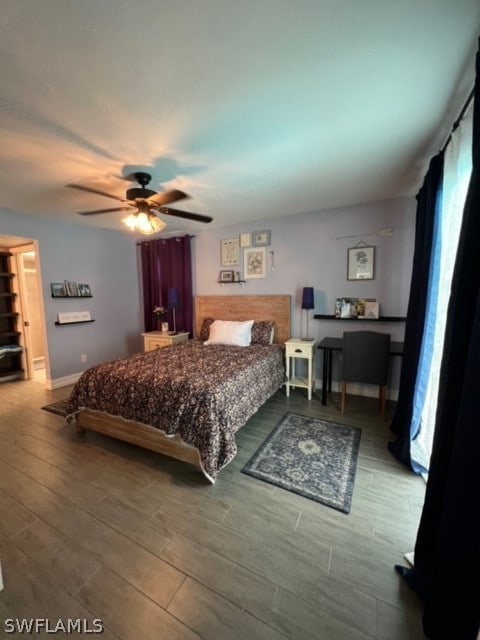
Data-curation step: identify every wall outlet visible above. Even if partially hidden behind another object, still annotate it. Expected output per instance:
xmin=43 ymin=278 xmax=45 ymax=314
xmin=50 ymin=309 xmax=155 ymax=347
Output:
xmin=80 ymin=354 xmax=87 ymax=363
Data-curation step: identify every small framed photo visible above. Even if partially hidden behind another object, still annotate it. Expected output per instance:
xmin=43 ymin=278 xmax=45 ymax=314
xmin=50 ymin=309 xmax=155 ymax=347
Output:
xmin=239 ymin=232 xmax=252 ymax=248
xmin=64 ymin=280 xmax=80 ymax=296
xmin=244 ymin=247 xmax=266 ymax=279
xmin=347 ymin=245 xmax=375 ymax=280
xmin=78 ymin=283 xmax=92 ymax=297
xmin=219 ymin=270 xmax=234 ymax=282
xmin=220 ymin=237 xmax=240 ymax=266
xmin=51 ymin=282 xmax=66 ymax=297
xmin=364 ymin=300 xmax=379 ymax=319
xmin=252 ymin=230 xmax=271 ymax=247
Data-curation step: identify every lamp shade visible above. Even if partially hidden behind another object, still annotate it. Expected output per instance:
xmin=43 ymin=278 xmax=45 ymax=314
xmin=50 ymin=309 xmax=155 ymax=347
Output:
xmin=168 ymin=287 xmax=179 ymax=308
xmin=301 ymin=287 xmax=314 ymax=310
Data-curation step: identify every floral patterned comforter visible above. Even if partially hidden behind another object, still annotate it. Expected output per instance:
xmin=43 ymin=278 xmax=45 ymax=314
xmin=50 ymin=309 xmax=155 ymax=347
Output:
xmin=66 ymin=340 xmax=285 ymax=479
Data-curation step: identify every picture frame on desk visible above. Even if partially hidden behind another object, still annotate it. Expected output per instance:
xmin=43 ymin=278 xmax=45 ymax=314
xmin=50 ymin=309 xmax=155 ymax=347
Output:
xmin=364 ymin=300 xmax=379 ymax=319
xmin=334 ymin=297 xmax=378 ymax=319
xmin=347 ymin=245 xmax=375 ymax=280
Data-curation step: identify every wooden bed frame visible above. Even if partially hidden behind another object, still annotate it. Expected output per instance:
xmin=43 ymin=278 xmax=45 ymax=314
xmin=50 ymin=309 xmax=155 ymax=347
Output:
xmin=76 ymin=294 xmax=291 ymax=482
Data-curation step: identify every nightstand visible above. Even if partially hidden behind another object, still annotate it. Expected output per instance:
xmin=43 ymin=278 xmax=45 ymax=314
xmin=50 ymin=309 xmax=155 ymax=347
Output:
xmin=142 ymin=331 xmax=190 ymax=352
xmin=285 ymin=338 xmax=316 ymax=400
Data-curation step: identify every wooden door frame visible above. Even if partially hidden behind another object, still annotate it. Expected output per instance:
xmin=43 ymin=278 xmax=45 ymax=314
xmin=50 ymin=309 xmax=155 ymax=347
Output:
xmin=10 ymin=242 xmax=49 ymax=383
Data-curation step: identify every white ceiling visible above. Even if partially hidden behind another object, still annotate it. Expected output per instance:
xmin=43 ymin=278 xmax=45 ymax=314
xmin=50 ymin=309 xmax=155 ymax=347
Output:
xmin=0 ymin=1 xmax=478 ymax=238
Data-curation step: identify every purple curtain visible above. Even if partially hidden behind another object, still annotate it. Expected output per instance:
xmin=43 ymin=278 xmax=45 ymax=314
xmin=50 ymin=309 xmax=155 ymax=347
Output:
xmin=139 ymin=236 xmax=193 ymax=334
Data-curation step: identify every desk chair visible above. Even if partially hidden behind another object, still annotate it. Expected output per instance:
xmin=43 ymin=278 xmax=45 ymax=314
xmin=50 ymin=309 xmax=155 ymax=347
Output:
xmin=340 ymin=331 xmax=391 ymax=419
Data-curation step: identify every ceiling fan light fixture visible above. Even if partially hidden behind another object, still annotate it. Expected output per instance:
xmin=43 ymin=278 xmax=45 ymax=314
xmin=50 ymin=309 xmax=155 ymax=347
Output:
xmin=122 ymin=213 xmax=138 ymax=230
xmin=122 ymin=210 xmax=166 ymax=235
xmin=148 ymin=214 xmax=166 ymax=233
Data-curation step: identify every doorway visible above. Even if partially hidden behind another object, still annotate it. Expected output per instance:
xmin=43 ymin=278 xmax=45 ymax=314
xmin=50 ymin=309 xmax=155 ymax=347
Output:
xmin=10 ymin=242 xmax=48 ymax=384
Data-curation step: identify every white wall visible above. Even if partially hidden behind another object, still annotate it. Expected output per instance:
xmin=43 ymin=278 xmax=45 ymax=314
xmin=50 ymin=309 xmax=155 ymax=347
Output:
xmin=192 ymin=196 xmax=416 ymax=396
xmin=0 ymin=209 xmax=143 ymax=386
xmin=1 ymin=195 xmax=416 ymax=396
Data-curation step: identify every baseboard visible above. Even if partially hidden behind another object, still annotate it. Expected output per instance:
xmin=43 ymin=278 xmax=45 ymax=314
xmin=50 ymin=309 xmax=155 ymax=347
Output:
xmin=46 ymin=372 xmax=83 ymax=390
xmin=314 ymin=379 xmax=399 ymax=401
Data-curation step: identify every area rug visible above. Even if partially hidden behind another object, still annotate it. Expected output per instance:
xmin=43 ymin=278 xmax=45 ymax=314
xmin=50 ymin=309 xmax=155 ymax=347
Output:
xmin=41 ymin=398 xmax=70 ymax=417
xmin=242 ymin=412 xmax=361 ymax=513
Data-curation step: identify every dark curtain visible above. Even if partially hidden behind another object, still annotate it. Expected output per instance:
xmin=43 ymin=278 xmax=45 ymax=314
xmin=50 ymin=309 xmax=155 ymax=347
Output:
xmin=388 ymin=153 xmax=444 ymax=466
xmin=139 ymin=236 xmax=193 ymax=334
xmin=397 ymin=43 xmax=480 ymax=640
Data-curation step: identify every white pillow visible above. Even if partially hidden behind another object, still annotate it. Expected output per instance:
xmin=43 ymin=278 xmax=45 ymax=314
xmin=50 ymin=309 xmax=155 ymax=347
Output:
xmin=204 ymin=319 xmax=254 ymax=347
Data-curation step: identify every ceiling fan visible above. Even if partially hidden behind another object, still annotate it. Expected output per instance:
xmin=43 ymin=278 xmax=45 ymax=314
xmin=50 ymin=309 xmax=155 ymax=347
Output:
xmin=67 ymin=172 xmax=212 ymax=234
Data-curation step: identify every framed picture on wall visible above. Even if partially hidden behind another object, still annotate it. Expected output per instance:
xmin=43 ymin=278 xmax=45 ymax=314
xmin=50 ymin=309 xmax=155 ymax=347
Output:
xmin=78 ymin=283 xmax=92 ymax=296
xmin=239 ymin=232 xmax=252 ymax=248
xmin=244 ymin=247 xmax=266 ymax=279
xmin=50 ymin=282 xmax=66 ymax=297
xmin=347 ymin=245 xmax=375 ymax=280
xmin=218 ymin=270 xmax=234 ymax=282
xmin=252 ymin=230 xmax=271 ymax=247
xmin=220 ymin=237 xmax=240 ymax=266
xmin=64 ymin=280 xmax=80 ymax=296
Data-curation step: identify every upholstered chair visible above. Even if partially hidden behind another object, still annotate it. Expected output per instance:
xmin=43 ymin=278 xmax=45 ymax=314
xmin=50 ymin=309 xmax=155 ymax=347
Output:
xmin=340 ymin=331 xmax=391 ymax=419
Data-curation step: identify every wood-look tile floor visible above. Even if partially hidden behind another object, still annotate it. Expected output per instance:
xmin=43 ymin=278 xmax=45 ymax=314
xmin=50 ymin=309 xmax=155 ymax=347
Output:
xmin=0 ymin=379 xmax=427 ymax=639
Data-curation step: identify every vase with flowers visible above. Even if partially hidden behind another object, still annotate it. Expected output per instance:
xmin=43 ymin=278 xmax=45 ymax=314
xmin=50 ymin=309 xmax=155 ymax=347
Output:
xmin=153 ymin=305 xmax=169 ymax=332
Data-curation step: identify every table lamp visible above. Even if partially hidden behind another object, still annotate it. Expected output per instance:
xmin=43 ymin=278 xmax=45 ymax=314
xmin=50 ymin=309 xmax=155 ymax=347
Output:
xmin=168 ymin=287 xmax=179 ymax=334
xmin=301 ymin=287 xmax=314 ymax=340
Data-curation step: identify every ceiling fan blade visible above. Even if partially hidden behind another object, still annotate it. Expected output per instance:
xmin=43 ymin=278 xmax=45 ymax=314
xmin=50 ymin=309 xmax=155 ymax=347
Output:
xmin=78 ymin=206 xmax=133 ymax=216
xmin=67 ymin=183 xmax=126 ymax=203
xmin=146 ymin=189 xmax=188 ymax=207
xmin=158 ymin=207 xmax=213 ymax=223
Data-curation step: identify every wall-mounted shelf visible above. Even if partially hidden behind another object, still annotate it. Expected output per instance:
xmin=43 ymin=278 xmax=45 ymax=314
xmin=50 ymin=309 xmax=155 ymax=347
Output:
xmin=51 ymin=295 xmax=93 ymax=299
xmin=217 ymin=280 xmax=246 ymax=284
xmin=54 ymin=319 xmax=95 ymax=326
xmin=314 ymin=314 xmax=406 ymax=322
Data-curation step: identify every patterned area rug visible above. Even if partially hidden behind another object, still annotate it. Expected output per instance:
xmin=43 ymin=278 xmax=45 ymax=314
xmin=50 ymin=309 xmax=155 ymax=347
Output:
xmin=41 ymin=398 xmax=70 ymax=417
xmin=242 ymin=412 xmax=361 ymax=513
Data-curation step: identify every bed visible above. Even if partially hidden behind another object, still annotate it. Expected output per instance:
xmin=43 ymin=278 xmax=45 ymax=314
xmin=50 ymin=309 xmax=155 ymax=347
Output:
xmin=66 ymin=295 xmax=291 ymax=482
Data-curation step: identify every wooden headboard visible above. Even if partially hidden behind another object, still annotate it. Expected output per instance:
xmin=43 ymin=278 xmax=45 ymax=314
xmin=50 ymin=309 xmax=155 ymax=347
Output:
xmin=194 ymin=295 xmax=291 ymax=344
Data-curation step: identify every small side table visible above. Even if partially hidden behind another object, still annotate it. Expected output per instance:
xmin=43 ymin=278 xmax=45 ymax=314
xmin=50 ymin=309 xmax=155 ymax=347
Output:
xmin=285 ymin=338 xmax=316 ymax=400
xmin=142 ymin=331 xmax=190 ymax=352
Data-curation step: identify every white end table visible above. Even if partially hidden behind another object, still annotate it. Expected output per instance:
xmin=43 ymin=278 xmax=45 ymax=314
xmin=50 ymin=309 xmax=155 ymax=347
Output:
xmin=285 ymin=338 xmax=316 ymax=400
xmin=142 ymin=331 xmax=190 ymax=352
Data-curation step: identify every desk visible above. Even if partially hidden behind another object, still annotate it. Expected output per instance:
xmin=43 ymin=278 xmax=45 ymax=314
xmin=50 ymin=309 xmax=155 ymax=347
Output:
xmin=317 ymin=337 xmax=404 ymax=405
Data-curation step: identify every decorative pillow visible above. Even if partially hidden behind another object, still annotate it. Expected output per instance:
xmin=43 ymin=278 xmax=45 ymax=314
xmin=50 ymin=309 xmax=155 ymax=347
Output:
xmin=204 ymin=319 xmax=254 ymax=347
xmin=199 ymin=317 xmax=215 ymax=341
xmin=251 ymin=321 xmax=275 ymax=345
